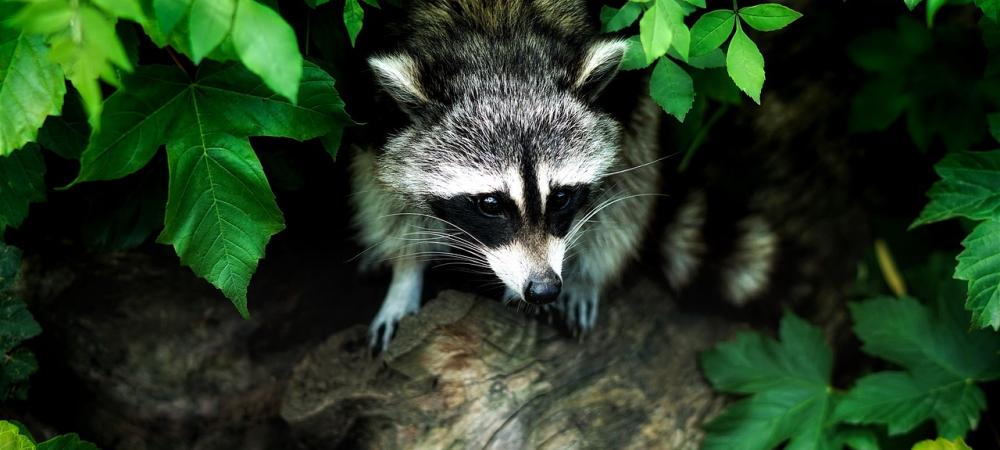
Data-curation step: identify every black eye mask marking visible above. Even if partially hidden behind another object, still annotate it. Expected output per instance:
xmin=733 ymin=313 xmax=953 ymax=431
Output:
xmin=429 ymin=192 xmax=520 ymax=248
xmin=547 ymin=185 xmax=590 ymax=237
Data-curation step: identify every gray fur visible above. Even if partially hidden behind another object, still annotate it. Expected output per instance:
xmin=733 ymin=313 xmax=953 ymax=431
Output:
xmin=351 ymin=0 xmax=660 ymax=350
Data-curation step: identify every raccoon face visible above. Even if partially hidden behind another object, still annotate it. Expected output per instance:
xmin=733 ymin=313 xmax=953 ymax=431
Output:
xmin=369 ymin=39 xmax=627 ymax=304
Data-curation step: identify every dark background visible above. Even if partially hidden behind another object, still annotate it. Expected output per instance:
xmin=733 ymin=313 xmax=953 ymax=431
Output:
xmin=3 ymin=0 xmax=998 ymax=448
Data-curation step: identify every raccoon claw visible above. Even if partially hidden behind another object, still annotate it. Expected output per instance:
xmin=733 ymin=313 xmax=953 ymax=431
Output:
xmin=368 ymin=320 xmax=397 ymax=355
xmin=557 ymin=288 xmax=599 ymax=337
xmin=368 ymin=303 xmax=418 ymax=354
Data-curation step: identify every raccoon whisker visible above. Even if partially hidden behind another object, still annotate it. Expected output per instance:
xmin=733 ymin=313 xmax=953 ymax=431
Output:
xmin=393 ymin=230 xmax=486 ymax=254
xmin=395 ymin=235 xmax=481 ymax=254
xmin=378 ymin=251 xmax=488 ymax=267
xmin=566 ymin=193 xmax=665 ymax=243
xmin=408 ymin=233 xmax=486 ymax=255
xmin=431 ymin=263 xmax=495 ymax=275
xmin=399 ymin=230 xmax=484 ymax=253
xmin=400 ymin=250 xmax=488 ymax=264
xmin=345 ymin=240 xmax=385 ymax=263
xmin=478 ymin=280 xmax=508 ymax=289
xmin=386 ymin=213 xmax=490 ymax=249
xmin=600 ymin=151 xmax=681 ymax=178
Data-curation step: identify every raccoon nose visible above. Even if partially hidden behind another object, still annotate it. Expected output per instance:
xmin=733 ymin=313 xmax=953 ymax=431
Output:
xmin=524 ymin=274 xmax=561 ymax=305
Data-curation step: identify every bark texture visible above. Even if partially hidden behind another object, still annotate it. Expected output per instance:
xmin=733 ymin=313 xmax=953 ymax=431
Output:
xmin=282 ymin=281 xmax=741 ymax=449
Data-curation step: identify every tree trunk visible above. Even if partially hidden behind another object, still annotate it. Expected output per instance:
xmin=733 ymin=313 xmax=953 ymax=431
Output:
xmin=281 ymin=280 xmax=742 ymax=449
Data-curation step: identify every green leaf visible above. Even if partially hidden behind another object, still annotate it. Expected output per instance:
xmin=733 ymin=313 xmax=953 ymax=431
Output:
xmin=188 ymin=0 xmax=236 ymax=63
xmin=601 ymin=2 xmax=643 ymax=33
xmin=0 ymin=145 xmax=46 ymax=232
xmin=0 ymin=243 xmax=41 ymax=402
xmin=640 ymin=0 xmax=673 ymax=64
xmin=153 ymin=0 xmax=193 ymax=36
xmin=0 ymin=297 xmax=41 ymax=355
xmin=737 ymin=4 xmax=802 ymax=32
xmin=154 ymin=0 xmax=303 ymax=103
xmin=834 ymin=428 xmax=879 ymax=450
xmin=905 ymin=0 xmax=925 ymax=10
xmin=0 ymin=421 xmax=33 ymax=450
xmin=620 ymin=35 xmax=651 ymax=70
xmin=700 ymin=313 xmax=837 ymax=450
xmin=37 ymin=95 xmax=89 ymax=160
xmin=0 ymin=19 xmax=66 ymax=156
xmin=61 ymin=8 xmax=131 ymax=124
xmin=848 ymin=17 xmax=930 ymax=74
xmin=159 ymin=133 xmax=283 ymax=317
xmin=72 ymin=63 xmax=348 ymax=313
xmin=9 ymin=2 xmax=129 ymax=127
xmin=36 ymin=434 xmax=100 ymax=450
xmin=233 ymin=0 xmax=303 ymax=102
xmin=912 ymin=437 xmax=973 ymax=450
xmin=82 ymin=172 xmax=166 ymax=251
xmin=849 ymin=77 xmax=909 ymax=133
xmin=649 ymin=57 xmax=694 ymax=122
xmin=955 ymin=220 xmax=1000 ymax=330
xmin=304 ymin=0 xmax=331 ymax=6
xmin=926 ymin=0 xmax=948 ymax=27
xmin=0 ymin=243 xmax=20 ymax=293
xmin=836 ymin=296 xmax=1000 ymax=437
xmin=725 ymin=25 xmax=764 ymax=103
xmin=913 ymin=151 xmax=1000 ymax=226
xmin=72 ymin=69 xmax=190 ymax=184
xmin=343 ymin=0 xmax=364 ymax=47
xmin=693 ymin=67 xmax=742 ymax=104
xmin=686 ymin=48 xmax=725 ymax=68
xmin=682 ymin=0 xmax=706 ymax=7
xmin=976 ymin=0 xmax=1000 ymax=21
xmin=0 ymin=421 xmax=101 ymax=450
xmin=92 ymin=0 xmax=146 ymax=24
xmin=689 ymin=10 xmax=735 ymax=57
xmin=988 ymin=113 xmax=1000 ymax=143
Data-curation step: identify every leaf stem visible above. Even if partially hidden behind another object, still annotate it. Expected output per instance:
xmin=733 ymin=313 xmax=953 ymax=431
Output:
xmin=166 ymin=48 xmax=191 ymax=79
xmin=679 ymin=104 xmax=729 ymax=172
xmin=874 ymin=239 xmax=908 ymax=297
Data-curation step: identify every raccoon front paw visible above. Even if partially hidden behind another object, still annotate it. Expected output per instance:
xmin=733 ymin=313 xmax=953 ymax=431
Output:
xmin=556 ymin=287 xmax=599 ymax=337
xmin=369 ymin=263 xmax=424 ymax=354
xmin=368 ymin=304 xmax=418 ymax=354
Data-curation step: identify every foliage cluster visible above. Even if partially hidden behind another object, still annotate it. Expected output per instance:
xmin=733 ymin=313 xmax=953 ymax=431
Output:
xmin=0 ymin=420 xmax=99 ymax=449
xmin=1 ymin=0 xmax=1000 ymax=448
xmin=1 ymin=0 xmax=351 ymax=317
xmin=601 ymin=0 xmax=800 ymax=121
xmin=701 ymin=266 xmax=1000 ymax=449
xmin=0 ymin=244 xmax=38 ymax=402
xmin=693 ymin=1 xmax=1000 ymax=448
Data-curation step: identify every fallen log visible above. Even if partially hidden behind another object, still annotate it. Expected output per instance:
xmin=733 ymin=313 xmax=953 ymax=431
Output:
xmin=281 ymin=280 xmax=743 ymax=449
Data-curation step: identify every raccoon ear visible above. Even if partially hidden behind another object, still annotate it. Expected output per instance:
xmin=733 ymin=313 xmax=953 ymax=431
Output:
xmin=573 ymin=39 xmax=628 ymax=101
xmin=369 ymin=53 xmax=429 ymax=113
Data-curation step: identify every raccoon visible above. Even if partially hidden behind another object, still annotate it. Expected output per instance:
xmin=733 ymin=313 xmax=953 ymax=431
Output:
xmin=350 ymin=0 xmax=854 ymax=351
xmin=351 ymin=0 xmax=663 ymax=350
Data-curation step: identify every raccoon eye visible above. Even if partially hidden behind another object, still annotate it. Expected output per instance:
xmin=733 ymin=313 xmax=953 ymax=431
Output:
xmin=475 ymin=194 xmax=504 ymax=217
xmin=550 ymin=189 xmax=572 ymax=211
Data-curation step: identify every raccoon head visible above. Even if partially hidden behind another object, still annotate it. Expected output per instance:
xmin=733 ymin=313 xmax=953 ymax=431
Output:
xmin=370 ymin=39 xmax=627 ymax=304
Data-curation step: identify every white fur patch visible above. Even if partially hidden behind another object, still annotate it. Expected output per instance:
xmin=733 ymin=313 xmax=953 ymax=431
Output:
xmin=547 ymin=238 xmax=566 ymax=276
xmin=662 ymin=192 xmax=707 ymax=290
xmin=486 ymin=237 xmax=564 ymax=299
xmin=369 ymin=54 xmax=429 ymax=105
xmin=486 ymin=243 xmax=532 ymax=296
xmin=723 ymin=216 xmax=778 ymax=306
xmin=574 ymin=39 xmax=628 ymax=89
xmin=505 ymin=167 xmax=526 ymax=212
